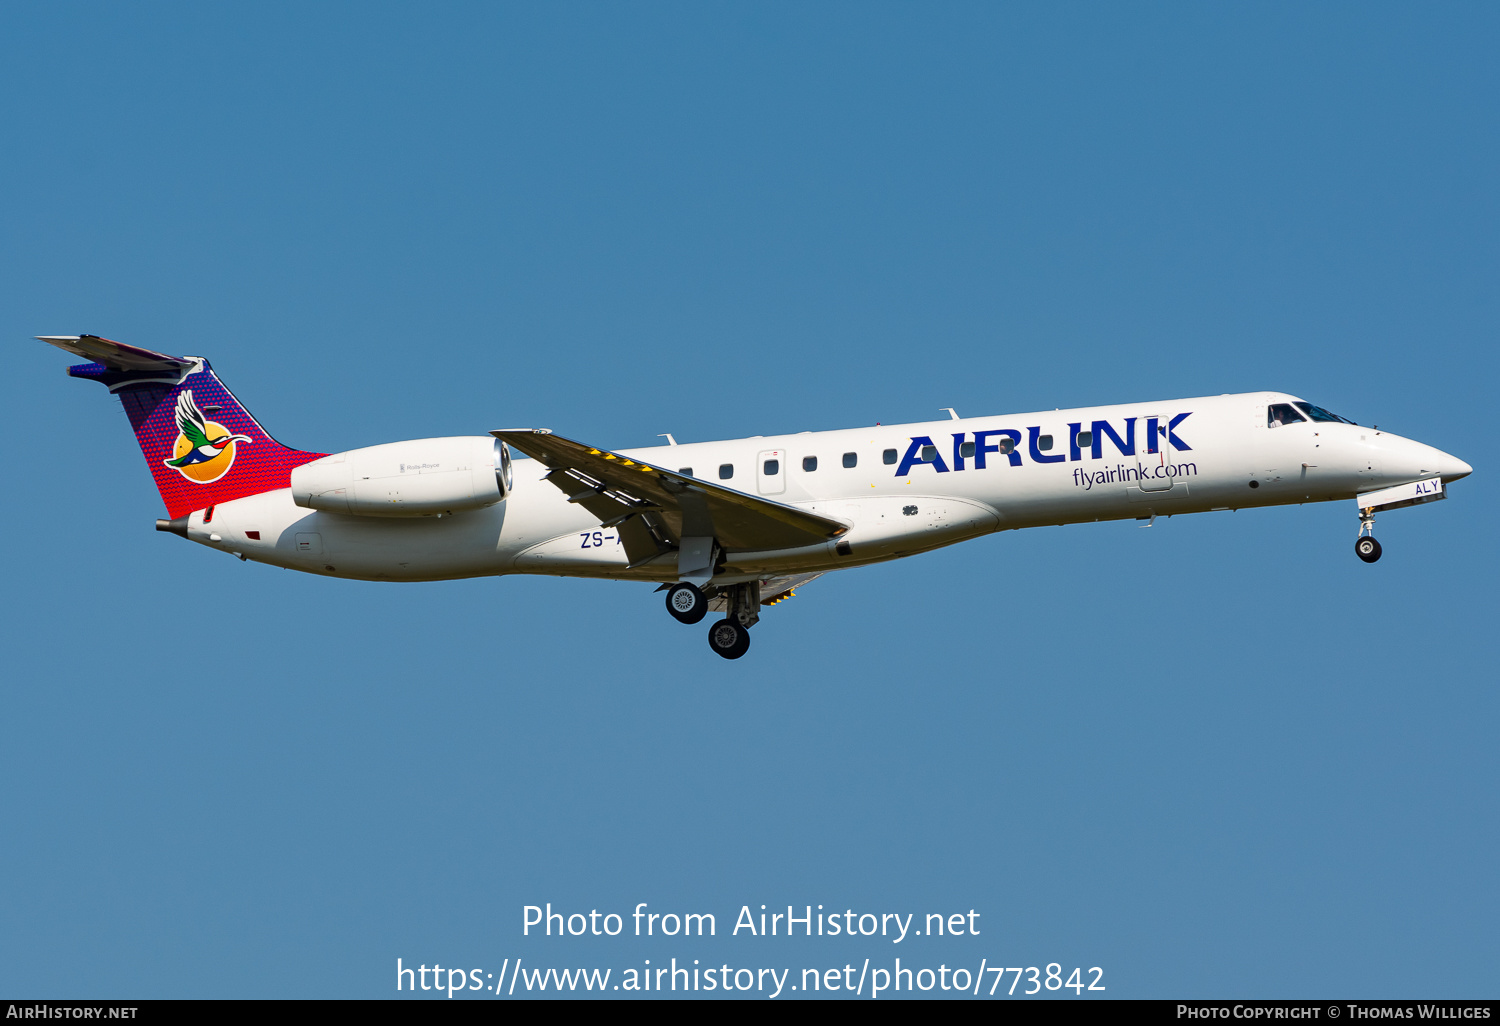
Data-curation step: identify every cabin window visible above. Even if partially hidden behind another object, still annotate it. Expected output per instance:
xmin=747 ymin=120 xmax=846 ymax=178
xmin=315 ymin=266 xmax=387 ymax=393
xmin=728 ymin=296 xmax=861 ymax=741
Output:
xmin=763 ymin=459 xmax=780 ymax=476
xmin=1267 ymin=403 xmax=1306 ymax=428
xmin=678 ymin=467 xmax=693 ymax=477
xmin=960 ymin=441 xmax=975 ymax=459
xmin=1075 ymin=431 xmax=1093 ymax=448
xmin=843 ymin=452 xmax=858 ymax=468
xmin=921 ymin=445 xmax=937 ymax=461
xmin=802 ymin=456 xmax=817 ymax=472
xmin=1037 ymin=434 xmax=1054 ymax=451
xmin=998 ymin=437 xmax=1015 ymax=455
xmin=882 ymin=448 xmax=897 ymax=464
xmin=719 ymin=464 xmax=734 ymax=479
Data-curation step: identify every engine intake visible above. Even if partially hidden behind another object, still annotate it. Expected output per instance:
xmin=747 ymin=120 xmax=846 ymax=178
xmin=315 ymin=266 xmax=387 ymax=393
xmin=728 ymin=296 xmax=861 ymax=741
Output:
xmin=291 ymin=436 xmax=511 ymax=517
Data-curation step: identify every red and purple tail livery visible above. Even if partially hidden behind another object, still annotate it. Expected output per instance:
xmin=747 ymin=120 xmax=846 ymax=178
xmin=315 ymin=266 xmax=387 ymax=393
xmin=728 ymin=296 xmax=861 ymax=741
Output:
xmin=39 ymin=335 xmax=325 ymax=519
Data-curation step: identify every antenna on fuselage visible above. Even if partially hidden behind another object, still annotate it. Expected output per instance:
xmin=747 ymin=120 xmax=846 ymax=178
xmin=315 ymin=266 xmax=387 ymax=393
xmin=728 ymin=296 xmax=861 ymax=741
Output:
xmin=940 ymin=408 xmax=960 ymax=420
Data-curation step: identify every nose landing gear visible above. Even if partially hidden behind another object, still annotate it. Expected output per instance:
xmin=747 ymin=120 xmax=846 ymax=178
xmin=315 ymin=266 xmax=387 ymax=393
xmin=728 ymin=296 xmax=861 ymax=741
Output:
xmin=1355 ymin=507 xmax=1382 ymax=563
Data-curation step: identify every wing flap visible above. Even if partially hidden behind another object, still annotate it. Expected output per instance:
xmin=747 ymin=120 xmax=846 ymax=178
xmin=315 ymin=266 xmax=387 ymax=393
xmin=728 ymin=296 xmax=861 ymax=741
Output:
xmin=495 ymin=429 xmax=848 ymax=553
xmin=707 ymin=572 xmax=824 ymax=612
xmin=539 ymin=465 xmax=671 ymax=564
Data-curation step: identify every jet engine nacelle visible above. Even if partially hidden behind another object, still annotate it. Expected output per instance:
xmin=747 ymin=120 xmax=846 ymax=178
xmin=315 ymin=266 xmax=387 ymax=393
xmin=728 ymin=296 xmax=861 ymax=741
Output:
xmin=291 ymin=436 xmax=513 ymax=517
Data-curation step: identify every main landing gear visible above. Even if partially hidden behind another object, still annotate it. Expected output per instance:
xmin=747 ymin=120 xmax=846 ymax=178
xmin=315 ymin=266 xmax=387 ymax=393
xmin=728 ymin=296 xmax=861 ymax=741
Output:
xmin=707 ymin=618 xmax=751 ymax=660
xmin=666 ymin=580 xmax=761 ymax=659
xmin=1355 ymin=506 xmax=1382 ymax=564
xmin=706 ymin=582 xmax=760 ymax=660
xmin=665 ymin=582 xmax=708 ymax=624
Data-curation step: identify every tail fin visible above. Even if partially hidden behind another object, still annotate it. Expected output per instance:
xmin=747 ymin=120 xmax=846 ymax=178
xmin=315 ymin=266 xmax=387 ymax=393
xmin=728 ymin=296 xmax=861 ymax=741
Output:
xmin=39 ymin=335 xmax=326 ymax=519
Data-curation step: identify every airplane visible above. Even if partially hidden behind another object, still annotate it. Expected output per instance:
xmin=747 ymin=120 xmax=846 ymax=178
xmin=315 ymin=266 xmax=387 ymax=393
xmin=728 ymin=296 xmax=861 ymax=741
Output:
xmin=37 ymin=334 xmax=1473 ymax=660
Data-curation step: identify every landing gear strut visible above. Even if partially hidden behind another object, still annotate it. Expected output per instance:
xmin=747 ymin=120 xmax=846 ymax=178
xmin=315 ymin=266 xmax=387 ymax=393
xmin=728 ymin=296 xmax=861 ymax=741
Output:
xmin=706 ymin=581 xmax=760 ymax=660
xmin=1355 ymin=506 xmax=1382 ymax=563
xmin=665 ymin=582 xmax=708 ymax=624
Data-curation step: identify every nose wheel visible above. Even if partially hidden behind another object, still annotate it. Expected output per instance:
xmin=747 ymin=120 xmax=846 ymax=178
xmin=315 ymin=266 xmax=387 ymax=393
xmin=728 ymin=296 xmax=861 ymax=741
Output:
xmin=1355 ymin=506 xmax=1382 ymax=563
xmin=665 ymin=582 xmax=708 ymax=624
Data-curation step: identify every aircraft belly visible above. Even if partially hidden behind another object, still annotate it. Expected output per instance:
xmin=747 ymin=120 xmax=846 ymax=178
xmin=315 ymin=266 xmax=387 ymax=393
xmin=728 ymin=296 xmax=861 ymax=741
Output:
xmin=970 ymin=452 xmax=1231 ymax=527
xmin=192 ymin=488 xmax=520 ymax=581
xmin=515 ymin=529 xmax=632 ymax=571
xmin=796 ymin=495 xmax=999 ymax=560
xmin=312 ymin=511 xmax=515 ymax=579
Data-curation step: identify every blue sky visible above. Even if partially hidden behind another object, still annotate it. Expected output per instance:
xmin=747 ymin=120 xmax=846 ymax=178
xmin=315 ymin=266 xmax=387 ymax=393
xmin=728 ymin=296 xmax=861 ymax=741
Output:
xmin=1 ymin=2 xmax=1495 ymax=998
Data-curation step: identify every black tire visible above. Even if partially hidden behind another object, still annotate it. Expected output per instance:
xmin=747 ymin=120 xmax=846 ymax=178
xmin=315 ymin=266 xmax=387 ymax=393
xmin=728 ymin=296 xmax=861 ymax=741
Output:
xmin=1355 ymin=536 xmax=1382 ymax=563
xmin=666 ymin=582 xmax=708 ymax=624
xmin=707 ymin=618 xmax=751 ymax=660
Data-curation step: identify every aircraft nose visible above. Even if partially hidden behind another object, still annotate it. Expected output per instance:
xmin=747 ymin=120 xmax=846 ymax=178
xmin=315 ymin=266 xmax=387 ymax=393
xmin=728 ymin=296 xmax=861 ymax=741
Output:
xmin=1380 ymin=434 xmax=1472 ymax=485
xmin=1415 ymin=439 xmax=1472 ymax=483
xmin=1439 ymin=453 xmax=1473 ymax=483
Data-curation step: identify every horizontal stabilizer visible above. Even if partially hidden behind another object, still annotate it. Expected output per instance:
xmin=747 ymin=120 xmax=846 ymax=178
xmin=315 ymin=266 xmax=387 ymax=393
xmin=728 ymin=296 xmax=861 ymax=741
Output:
xmin=37 ymin=334 xmax=194 ymax=374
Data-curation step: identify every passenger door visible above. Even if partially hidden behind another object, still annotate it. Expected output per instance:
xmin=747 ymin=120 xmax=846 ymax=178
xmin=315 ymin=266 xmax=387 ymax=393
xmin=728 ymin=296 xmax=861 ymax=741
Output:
xmin=1135 ymin=415 xmax=1176 ymax=492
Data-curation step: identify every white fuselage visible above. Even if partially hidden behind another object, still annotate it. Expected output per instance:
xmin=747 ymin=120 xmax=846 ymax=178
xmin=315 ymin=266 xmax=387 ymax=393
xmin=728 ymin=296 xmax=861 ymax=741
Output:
xmin=173 ymin=392 xmax=1470 ymax=583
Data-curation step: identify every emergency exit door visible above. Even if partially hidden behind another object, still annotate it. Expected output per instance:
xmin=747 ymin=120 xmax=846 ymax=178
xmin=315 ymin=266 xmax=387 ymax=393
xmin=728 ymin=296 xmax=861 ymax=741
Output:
xmin=757 ymin=450 xmax=786 ymax=495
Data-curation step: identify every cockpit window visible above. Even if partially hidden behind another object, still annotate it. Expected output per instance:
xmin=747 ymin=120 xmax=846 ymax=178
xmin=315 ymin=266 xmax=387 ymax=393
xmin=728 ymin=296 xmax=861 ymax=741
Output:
xmin=1295 ymin=402 xmax=1356 ymax=425
xmin=1267 ymin=403 xmax=1306 ymax=428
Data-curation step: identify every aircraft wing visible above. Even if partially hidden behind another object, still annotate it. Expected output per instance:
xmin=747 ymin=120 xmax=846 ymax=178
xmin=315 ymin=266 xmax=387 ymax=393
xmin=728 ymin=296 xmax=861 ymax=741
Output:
xmin=493 ymin=429 xmax=848 ymax=565
xmin=36 ymin=334 xmax=194 ymax=373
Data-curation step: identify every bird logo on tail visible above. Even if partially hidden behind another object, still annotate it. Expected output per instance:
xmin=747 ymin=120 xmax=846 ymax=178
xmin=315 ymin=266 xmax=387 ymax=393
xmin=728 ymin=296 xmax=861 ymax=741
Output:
xmin=163 ymin=390 xmax=253 ymax=483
